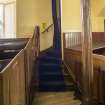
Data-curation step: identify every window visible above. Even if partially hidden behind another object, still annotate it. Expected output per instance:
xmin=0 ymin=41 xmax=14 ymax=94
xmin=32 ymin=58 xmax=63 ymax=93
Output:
xmin=0 ymin=2 xmax=16 ymax=38
xmin=0 ymin=5 xmax=3 ymax=38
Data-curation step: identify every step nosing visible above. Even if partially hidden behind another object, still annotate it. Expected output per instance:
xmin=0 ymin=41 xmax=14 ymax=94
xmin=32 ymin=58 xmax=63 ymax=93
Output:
xmin=39 ymin=56 xmax=61 ymax=60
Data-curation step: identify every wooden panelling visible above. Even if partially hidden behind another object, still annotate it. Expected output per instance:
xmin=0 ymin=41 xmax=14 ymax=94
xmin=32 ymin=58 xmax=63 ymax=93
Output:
xmin=92 ymin=32 xmax=105 ymax=43
xmin=24 ymin=38 xmax=35 ymax=89
xmin=63 ymin=32 xmax=105 ymax=105
xmin=0 ymin=75 xmax=3 ymax=105
xmin=63 ymin=32 xmax=105 ymax=49
xmin=24 ymin=26 xmax=40 ymax=104
xmin=63 ymin=32 xmax=81 ymax=48
xmin=24 ymin=26 xmax=40 ymax=105
xmin=0 ymin=50 xmax=26 ymax=105
xmin=0 ymin=26 xmax=40 ymax=105
xmin=64 ymin=48 xmax=105 ymax=104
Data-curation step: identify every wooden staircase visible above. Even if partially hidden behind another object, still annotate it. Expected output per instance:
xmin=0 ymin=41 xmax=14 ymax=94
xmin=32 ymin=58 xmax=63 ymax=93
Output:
xmin=32 ymin=60 xmax=82 ymax=105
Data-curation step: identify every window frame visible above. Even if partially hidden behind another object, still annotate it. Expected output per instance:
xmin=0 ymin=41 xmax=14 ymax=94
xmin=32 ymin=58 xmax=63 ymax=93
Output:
xmin=0 ymin=2 xmax=16 ymax=38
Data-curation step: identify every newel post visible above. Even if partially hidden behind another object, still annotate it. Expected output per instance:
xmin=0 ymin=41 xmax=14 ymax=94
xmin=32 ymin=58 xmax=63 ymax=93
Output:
xmin=80 ymin=0 xmax=93 ymax=105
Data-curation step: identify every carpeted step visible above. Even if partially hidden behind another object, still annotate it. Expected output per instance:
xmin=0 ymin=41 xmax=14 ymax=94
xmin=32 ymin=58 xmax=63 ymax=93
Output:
xmin=38 ymin=56 xmax=61 ymax=64
xmin=37 ymin=45 xmax=66 ymax=91
xmin=39 ymin=81 xmax=66 ymax=91
xmin=39 ymin=75 xmax=64 ymax=82
xmin=39 ymin=56 xmax=61 ymax=62
xmin=39 ymin=71 xmax=63 ymax=76
xmin=39 ymin=69 xmax=62 ymax=75
xmin=39 ymin=55 xmax=61 ymax=60
xmin=38 ymin=63 xmax=62 ymax=71
xmin=43 ymin=51 xmax=61 ymax=58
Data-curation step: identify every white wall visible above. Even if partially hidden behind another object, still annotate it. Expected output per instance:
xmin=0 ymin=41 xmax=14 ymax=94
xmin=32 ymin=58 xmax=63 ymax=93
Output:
xmin=0 ymin=5 xmax=3 ymax=38
xmin=5 ymin=3 xmax=16 ymax=38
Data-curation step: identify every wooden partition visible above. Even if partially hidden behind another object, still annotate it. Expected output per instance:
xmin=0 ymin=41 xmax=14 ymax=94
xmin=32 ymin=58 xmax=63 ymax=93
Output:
xmin=24 ymin=38 xmax=35 ymax=89
xmin=0 ymin=50 xmax=26 ymax=105
xmin=0 ymin=26 xmax=40 ymax=105
xmin=63 ymin=32 xmax=81 ymax=48
xmin=63 ymin=32 xmax=105 ymax=104
xmin=24 ymin=26 xmax=40 ymax=104
xmin=24 ymin=26 xmax=40 ymax=87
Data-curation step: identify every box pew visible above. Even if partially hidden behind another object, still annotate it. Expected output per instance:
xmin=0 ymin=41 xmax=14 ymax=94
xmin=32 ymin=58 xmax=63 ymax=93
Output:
xmin=0 ymin=59 xmax=11 ymax=71
xmin=0 ymin=50 xmax=20 ymax=60
xmin=64 ymin=48 xmax=105 ymax=104
xmin=0 ymin=26 xmax=40 ymax=105
xmin=0 ymin=38 xmax=28 ymax=69
xmin=0 ymin=38 xmax=29 ymax=61
xmin=0 ymin=50 xmax=26 ymax=105
xmin=0 ymin=38 xmax=29 ymax=70
xmin=0 ymin=38 xmax=29 ymax=51
xmin=63 ymin=32 xmax=105 ymax=104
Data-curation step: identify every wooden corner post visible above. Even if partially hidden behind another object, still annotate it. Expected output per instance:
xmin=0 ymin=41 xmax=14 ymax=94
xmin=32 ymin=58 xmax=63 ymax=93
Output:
xmin=80 ymin=0 xmax=93 ymax=105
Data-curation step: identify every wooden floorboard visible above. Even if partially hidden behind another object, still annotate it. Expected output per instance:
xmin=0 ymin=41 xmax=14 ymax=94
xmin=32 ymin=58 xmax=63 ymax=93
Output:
xmin=32 ymin=92 xmax=81 ymax=105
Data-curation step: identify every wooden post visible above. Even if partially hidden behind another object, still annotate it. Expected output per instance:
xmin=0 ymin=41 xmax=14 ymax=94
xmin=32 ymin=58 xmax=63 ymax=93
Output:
xmin=80 ymin=0 xmax=93 ymax=105
xmin=104 ymin=20 xmax=105 ymax=36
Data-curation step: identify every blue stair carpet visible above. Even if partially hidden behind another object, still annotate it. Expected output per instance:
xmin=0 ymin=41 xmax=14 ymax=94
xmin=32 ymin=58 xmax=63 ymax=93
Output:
xmin=37 ymin=48 xmax=66 ymax=91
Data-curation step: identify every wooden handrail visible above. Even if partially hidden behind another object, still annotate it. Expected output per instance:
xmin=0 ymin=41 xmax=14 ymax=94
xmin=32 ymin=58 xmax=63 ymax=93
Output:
xmin=42 ymin=24 xmax=53 ymax=34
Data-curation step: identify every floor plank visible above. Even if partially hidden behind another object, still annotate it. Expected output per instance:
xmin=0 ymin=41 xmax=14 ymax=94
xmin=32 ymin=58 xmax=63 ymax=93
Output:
xmin=32 ymin=92 xmax=81 ymax=105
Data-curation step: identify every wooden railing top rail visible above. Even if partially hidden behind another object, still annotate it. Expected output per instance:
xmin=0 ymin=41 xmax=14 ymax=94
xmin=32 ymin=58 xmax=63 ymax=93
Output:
xmin=42 ymin=24 xmax=53 ymax=34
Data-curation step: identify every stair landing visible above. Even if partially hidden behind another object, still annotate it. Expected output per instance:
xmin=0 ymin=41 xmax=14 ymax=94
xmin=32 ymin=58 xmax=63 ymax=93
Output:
xmin=32 ymin=92 xmax=81 ymax=105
